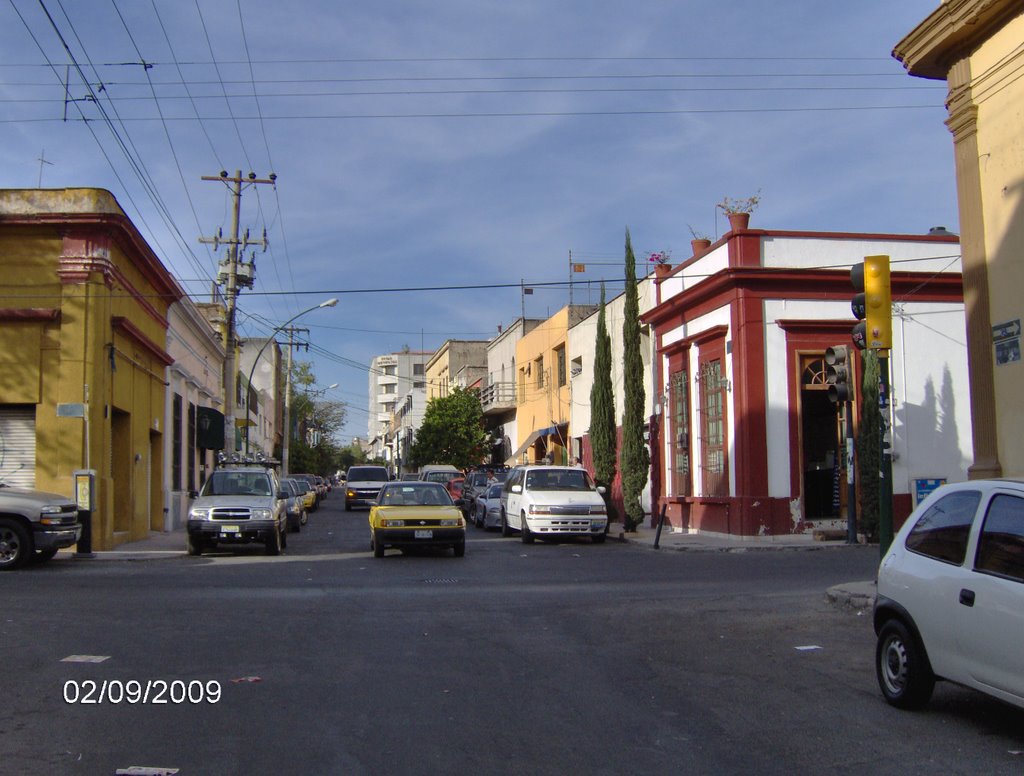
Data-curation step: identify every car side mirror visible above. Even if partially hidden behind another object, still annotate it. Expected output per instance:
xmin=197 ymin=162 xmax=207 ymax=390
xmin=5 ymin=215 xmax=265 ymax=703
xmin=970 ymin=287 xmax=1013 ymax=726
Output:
xmin=276 ymin=491 xmax=288 ymax=500
xmin=512 ymin=484 xmax=522 ymax=494
xmin=596 ymin=485 xmax=606 ymax=495
xmin=188 ymin=490 xmax=199 ymax=499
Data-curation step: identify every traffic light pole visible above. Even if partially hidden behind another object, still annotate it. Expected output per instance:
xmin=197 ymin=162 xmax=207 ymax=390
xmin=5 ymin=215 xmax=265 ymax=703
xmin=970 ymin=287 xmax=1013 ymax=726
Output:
xmin=843 ymin=401 xmax=857 ymax=545
xmin=878 ymin=351 xmax=893 ymax=555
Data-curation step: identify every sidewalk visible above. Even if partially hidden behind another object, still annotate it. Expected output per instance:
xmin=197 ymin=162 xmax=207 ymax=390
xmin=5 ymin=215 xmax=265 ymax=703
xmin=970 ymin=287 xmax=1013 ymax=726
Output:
xmin=617 ymin=524 xmax=877 ymax=609
xmin=59 ymin=529 xmax=187 ymax=562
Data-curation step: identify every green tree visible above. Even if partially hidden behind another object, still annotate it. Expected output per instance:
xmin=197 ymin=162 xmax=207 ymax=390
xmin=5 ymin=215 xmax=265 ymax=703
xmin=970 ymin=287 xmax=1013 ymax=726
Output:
xmin=408 ymin=387 xmax=490 ymax=470
xmin=857 ymin=350 xmax=880 ymax=542
xmin=589 ymin=283 xmax=618 ymax=526
xmin=620 ymin=228 xmax=650 ymax=531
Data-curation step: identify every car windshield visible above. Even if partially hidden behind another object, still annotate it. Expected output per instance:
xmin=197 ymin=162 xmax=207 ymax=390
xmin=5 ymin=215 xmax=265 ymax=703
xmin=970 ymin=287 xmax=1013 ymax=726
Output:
xmin=202 ymin=471 xmax=273 ymax=497
xmin=486 ymin=484 xmax=503 ymax=498
xmin=349 ymin=467 xmax=389 ymax=482
xmin=424 ymin=471 xmax=458 ymax=484
xmin=525 ymin=469 xmax=594 ymax=491
xmin=380 ymin=484 xmax=453 ymax=506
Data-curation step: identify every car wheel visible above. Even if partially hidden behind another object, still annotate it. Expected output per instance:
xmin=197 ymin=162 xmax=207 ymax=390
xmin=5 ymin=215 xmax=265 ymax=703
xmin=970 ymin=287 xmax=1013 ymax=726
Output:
xmin=876 ymin=619 xmax=935 ymax=709
xmin=265 ymin=526 xmax=281 ymax=556
xmin=280 ymin=524 xmax=288 ymax=550
xmin=33 ymin=547 xmax=59 ymax=563
xmin=521 ymin=514 xmax=534 ymax=544
xmin=373 ymin=531 xmax=385 ymax=558
xmin=592 ymin=532 xmax=606 ymax=544
xmin=186 ymin=534 xmax=205 ymax=557
xmin=0 ymin=519 xmax=31 ymax=570
xmin=453 ymin=540 xmax=466 ymax=558
xmin=300 ymin=510 xmax=308 ymax=527
xmin=501 ymin=510 xmax=512 ymax=538
xmin=345 ymin=502 xmax=352 ymax=512
xmin=288 ymin=515 xmax=300 ymax=533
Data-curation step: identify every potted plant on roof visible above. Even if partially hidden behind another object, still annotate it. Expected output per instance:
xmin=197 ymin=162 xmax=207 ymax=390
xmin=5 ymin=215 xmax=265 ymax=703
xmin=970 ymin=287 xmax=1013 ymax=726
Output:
xmin=717 ymin=191 xmax=760 ymax=232
xmin=688 ymin=224 xmax=712 ymax=254
xmin=646 ymin=250 xmax=672 ymax=278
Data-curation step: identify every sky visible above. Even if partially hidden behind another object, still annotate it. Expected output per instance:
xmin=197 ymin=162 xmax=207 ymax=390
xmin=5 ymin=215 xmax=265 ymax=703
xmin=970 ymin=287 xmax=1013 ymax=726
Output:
xmin=0 ymin=0 xmax=959 ymax=445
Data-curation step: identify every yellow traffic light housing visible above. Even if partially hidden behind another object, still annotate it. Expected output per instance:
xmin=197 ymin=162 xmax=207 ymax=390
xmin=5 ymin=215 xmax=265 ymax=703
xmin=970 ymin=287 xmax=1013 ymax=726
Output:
xmin=863 ymin=255 xmax=892 ymax=350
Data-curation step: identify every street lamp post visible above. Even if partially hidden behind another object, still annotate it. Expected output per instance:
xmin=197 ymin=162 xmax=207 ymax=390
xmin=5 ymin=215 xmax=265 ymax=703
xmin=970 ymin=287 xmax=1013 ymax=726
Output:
xmin=244 ymin=298 xmax=338 ymax=457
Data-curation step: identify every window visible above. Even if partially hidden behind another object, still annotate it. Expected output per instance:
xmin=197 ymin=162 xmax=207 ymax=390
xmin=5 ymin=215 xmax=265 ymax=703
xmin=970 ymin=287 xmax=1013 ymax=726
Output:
xmin=413 ymin=363 xmax=424 ymax=376
xmin=556 ymin=346 xmax=567 ymax=387
xmin=187 ymin=402 xmax=196 ymax=492
xmin=172 ymin=394 xmax=183 ymax=491
xmin=905 ymin=490 xmax=981 ymax=565
xmin=671 ymin=369 xmax=691 ymax=497
xmin=975 ymin=494 xmax=1024 ymax=581
xmin=536 ymin=357 xmax=544 ymax=388
xmin=699 ymin=359 xmax=727 ymax=497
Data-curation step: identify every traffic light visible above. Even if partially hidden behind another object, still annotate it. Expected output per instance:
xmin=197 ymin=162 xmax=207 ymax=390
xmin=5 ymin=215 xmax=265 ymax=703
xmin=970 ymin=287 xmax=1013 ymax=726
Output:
xmin=850 ymin=255 xmax=891 ymax=350
xmin=825 ymin=345 xmax=852 ymax=403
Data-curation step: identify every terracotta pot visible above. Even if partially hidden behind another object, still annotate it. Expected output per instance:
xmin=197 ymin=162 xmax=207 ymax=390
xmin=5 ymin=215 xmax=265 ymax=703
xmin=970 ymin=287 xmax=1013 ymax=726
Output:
xmin=727 ymin=212 xmax=750 ymax=232
xmin=690 ymin=238 xmax=712 ymax=254
xmin=654 ymin=263 xmax=671 ymax=277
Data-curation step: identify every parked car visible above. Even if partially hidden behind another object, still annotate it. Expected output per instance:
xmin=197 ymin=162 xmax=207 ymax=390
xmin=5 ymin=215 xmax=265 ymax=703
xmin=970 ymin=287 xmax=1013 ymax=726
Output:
xmin=187 ymin=462 xmax=288 ymax=556
xmin=500 ymin=465 xmax=607 ymax=544
xmin=0 ymin=484 xmax=81 ymax=570
xmin=291 ymin=474 xmax=321 ymax=511
xmin=460 ymin=467 xmax=509 ymax=518
xmin=368 ymin=481 xmax=466 ymax=558
xmin=418 ymin=464 xmax=462 ymax=484
xmin=874 ymin=478 xmax=1024 ymax=710
xmin=279 ymin=478 xmax=309 ymax=533
xmin=345 ymin=465 xmax=391 ymax=511
xmin=446 ymin=476 xmax=465 ymax=506
xmin=473 ymin=482 xmax=505 ymax=530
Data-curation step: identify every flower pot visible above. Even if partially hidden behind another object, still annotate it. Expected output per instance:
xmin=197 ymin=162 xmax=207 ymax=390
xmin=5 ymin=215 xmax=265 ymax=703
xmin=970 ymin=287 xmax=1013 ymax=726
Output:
xmin=654 ymin=263 xmax=671 ymax=278
xmin=727 ymin=212 xmax=750 ymax=232
xmin=690 ymin=238 xmax=712 ymax=254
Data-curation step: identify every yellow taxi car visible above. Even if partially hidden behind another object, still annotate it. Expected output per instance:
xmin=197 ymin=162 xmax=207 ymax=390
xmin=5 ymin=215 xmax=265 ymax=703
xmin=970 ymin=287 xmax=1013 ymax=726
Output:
xmin=368 ymin=481 xmax=466 ymax=558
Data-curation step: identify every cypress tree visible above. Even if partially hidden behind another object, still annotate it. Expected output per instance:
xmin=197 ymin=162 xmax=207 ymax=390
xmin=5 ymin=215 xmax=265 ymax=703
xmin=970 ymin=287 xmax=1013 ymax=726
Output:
xmin=620 ymin=229 xmax=650 ymax=531
xmin=589 ymin=283 xmax=618 ymax=526
xmin=857 ymin=350 xmax=880 ymax=542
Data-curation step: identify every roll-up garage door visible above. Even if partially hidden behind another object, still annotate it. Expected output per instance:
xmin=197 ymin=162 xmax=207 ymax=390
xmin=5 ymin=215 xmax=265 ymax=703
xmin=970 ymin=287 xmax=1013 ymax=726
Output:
xmin=0 ymin=405 xmax=36 ymax=488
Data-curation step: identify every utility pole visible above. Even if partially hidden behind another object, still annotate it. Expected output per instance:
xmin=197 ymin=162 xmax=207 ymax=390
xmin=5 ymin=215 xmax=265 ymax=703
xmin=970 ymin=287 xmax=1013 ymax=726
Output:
xmin=200 ymin=170 xmax=276 ymax=453
xmin=280 ymin=326 xmax=309 ymax=476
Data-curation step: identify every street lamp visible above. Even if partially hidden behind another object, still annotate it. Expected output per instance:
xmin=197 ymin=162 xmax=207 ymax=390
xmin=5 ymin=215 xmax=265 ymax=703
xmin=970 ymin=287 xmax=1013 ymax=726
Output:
xmin=244 ymin=298 xmax=338 ymax=456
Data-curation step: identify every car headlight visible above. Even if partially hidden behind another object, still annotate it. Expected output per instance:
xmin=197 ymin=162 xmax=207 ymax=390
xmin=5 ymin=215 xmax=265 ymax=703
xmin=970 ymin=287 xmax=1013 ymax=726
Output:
xmin=528 ymin=504 xmax=552 ymax=514
xmin=251 ymin=508 xmax=272 ymax=520
xmin=589 ymin=505 xmax=607 ymax=515
xmin=440 ymin=518 xmax=462 ymax=527
xmin=189 ymin=507 xmax=211 ymax=520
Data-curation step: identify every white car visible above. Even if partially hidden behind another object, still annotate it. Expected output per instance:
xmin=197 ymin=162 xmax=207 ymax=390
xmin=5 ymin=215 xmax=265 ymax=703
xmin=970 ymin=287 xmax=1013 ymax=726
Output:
xmin=473 ymin=483 xmax=505 ymax=530
xmin=500 ymin=465 xmax=607 ymax=544
xmin=874 ymin=478 xmax=1024 ymax=710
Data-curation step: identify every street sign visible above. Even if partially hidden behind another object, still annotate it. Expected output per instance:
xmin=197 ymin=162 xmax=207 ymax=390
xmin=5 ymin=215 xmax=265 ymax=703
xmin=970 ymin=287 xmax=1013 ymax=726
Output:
xmin=56 ymin=403 xmax=85 ymax=417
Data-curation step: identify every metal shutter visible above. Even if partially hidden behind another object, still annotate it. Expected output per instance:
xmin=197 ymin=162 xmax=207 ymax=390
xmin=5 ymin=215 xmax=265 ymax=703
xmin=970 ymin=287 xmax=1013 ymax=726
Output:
xmin=0 ymin=405 xmax=36 ymax=488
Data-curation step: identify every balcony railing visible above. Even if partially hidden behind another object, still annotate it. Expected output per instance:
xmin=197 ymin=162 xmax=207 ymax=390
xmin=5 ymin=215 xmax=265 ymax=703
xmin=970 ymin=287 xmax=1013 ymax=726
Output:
xmin=479 ymin=381 xmax=517 ymax=413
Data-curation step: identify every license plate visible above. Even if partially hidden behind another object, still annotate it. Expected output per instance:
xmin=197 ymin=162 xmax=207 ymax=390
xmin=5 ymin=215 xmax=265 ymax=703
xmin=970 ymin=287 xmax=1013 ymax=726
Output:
xmin=414 ymin=530 xmax=433 ymax=539
xmin=220 ymin=525 xmax=240 ymax=535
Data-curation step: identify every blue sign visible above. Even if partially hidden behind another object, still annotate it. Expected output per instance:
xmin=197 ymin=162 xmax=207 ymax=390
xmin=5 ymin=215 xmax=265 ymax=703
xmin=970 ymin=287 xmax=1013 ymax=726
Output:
xmin=914 ymin=478 xmax=946 ymax=507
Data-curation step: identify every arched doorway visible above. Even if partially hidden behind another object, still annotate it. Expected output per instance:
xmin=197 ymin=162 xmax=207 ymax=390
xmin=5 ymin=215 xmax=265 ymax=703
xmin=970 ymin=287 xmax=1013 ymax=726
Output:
xmin=800 ymin=355 xmax=845 ymax=521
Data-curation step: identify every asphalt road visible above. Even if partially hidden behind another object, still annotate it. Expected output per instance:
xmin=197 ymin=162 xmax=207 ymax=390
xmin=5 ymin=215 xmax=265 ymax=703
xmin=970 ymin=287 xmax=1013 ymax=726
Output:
xmin=4 ymin=494 xmax=1023 ymax=775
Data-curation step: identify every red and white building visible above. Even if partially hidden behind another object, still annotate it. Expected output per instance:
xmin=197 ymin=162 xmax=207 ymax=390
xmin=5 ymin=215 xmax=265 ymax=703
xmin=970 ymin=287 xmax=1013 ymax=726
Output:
xmin=644 ymin=221 xmax=970 ymax=537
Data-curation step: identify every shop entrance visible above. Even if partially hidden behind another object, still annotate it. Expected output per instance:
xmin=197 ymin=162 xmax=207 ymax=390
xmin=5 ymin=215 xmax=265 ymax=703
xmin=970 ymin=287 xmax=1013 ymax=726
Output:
xmin=800 ymin=356 xmax=845 ymax=520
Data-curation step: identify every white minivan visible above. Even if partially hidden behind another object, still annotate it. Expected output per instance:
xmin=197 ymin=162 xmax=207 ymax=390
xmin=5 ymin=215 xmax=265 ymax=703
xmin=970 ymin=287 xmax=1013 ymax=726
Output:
xmin=500 ymin=465 xmax=607 ymax=544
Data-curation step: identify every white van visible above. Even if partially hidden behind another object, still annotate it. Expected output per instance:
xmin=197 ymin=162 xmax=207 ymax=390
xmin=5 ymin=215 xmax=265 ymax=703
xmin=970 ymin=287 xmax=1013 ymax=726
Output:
xmin=500 ymin=465 xmax=607 ymax=544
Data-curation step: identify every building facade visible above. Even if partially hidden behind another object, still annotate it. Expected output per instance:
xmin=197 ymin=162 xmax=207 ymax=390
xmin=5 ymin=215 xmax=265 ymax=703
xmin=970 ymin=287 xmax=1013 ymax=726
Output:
xmin=644 ymin=223 xmax=970 ymax=537
xmin=0 ymin=188 xmax=180 ymax=548
xmin=895 ymin=0 xmax=1024 ymax=478
xmin=164 ymin=294 xmax=225 ymax=530
xmin=367 ymin=350 xmax=430 ymax=462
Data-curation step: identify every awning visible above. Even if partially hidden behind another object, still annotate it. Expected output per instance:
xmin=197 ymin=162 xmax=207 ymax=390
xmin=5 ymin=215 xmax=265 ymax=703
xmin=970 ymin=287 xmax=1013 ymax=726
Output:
xmin=507 ymin=424 xmax=568 ymax=461
xmin=509 ymin=429 xmax=544 ymax=460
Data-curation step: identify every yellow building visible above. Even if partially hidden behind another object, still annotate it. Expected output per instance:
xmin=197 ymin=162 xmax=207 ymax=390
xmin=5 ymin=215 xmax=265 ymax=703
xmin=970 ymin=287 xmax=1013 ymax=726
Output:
xmin=512 ymin=306 xmax=594 ymax=464
xmin=895 ymin=1 xmax=1024 ymax=477
xmin=0 ymin=189 xmax=180 ymax=548
xmin=424 ymin=339 xmax=487 ymax=401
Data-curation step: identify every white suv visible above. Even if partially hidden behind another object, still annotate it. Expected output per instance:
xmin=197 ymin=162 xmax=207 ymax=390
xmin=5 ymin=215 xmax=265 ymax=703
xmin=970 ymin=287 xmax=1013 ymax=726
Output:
xmin=874 ymin=478 xmax=1024 ymax=710
xmin=500 ymin=465 xmax=607 ymax=544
